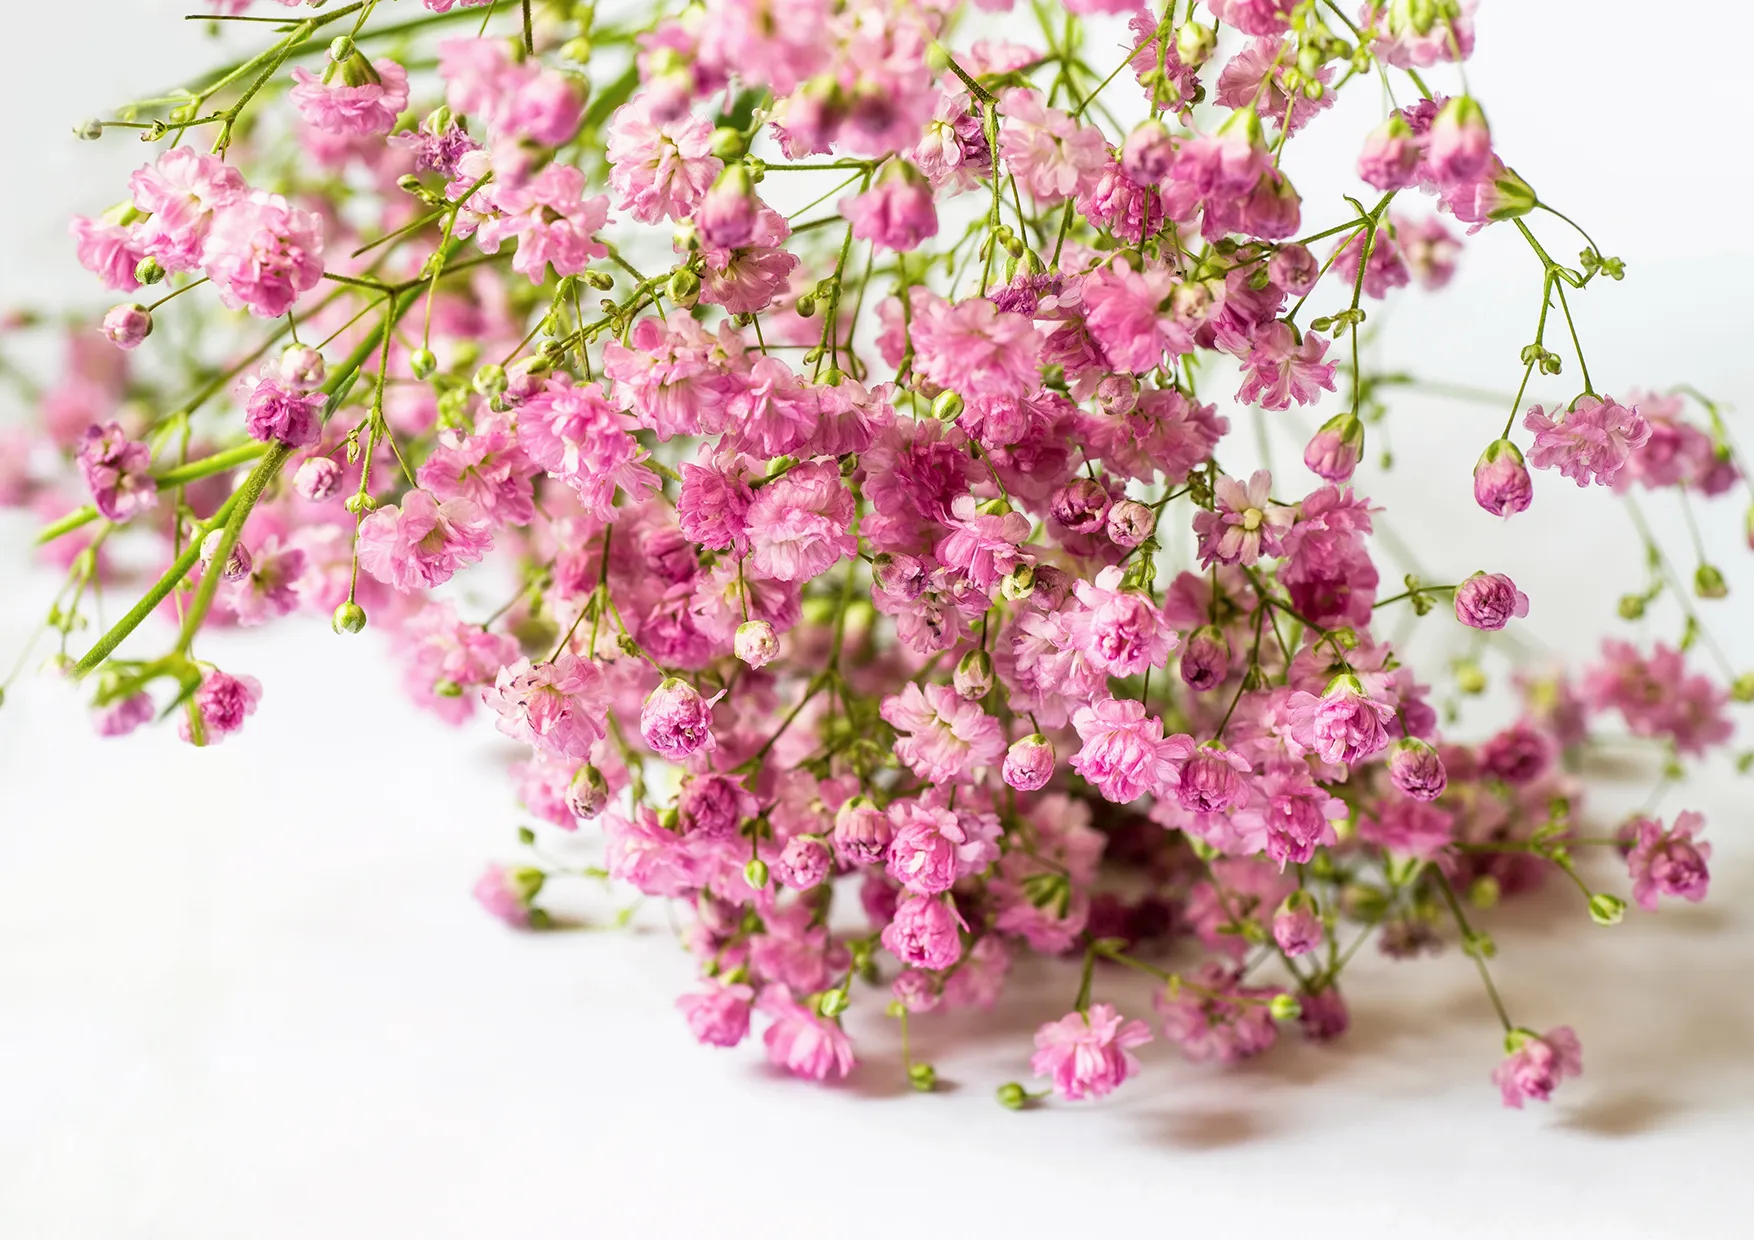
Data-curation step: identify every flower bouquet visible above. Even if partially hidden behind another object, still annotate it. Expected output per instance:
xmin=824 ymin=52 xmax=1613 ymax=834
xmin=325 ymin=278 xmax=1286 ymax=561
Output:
xmin=2 ymin=0 xmax=1743 ymax=1111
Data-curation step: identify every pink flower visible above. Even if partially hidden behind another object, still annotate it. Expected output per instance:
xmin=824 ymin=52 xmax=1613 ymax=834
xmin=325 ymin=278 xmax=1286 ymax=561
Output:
xmin=1286 ymin=675 xmax=1396 ymax=765
xmin=475 ymin=162 xmax=610 ymax=281
xmin=774 ymin=834 xmax=832 ymax=890
xmin=999 ymin=88 xmax=1109 ymax=202
xmin=70 ymin=215 xmax=146 ymax=291
xmin=243 ymin=375 xmax=323 ymax=448
xmin=1273 ymin=896 xmax=1322 ymax=956
xmin=880 ymin=682 xmax=1005 ymax=785
xmin=1358 ymin=798 xmax=1454 ymax=858
xmin=1030 ymin=1003 xmax=1153 ymax=1100
xmin=289 ymin=58 xmax=409 ymax=135
xmin=1154 ymin=963 xmax=1280 ymax=1064
xmin=1453 ymin=571 xmax=1529 ymax=630
xmin=678 ymin=456 xmax=753 ymax=552
xmin=1081 ymin=260 xmax=1191 ymax=374
xmin=743 ymin=461 xmax=857 ymax=582
xmin=1208 ymin=0 xmax=1296 ymax=37
xmin=356 ymin=489 xmax=493 ymax=592
xmin=1002 ymin=734 xmax=1056 ymax=791
xmin=1427 ymin=96 xmax=1492 ymax=187
xmin=1069 ymin=566 xmax=1177 ymax=678
xmin=840 ymin=164 xmax=939 ymax=252
xmin=75 ymin=421 xmax=157 ymax=522
xmin=935 ymin=496 xmax=1032 ymax=594
xmin=1236 ymin=321 xmax=1336 ymax=411
xmin=483 ymin=653 xmax=611 ymax=761
xmin=1180 ymin=625 xmax=1232 ymax=691
xmin=758 ymin=985 xmax=856 ymax=1082
xmin=201 ymin=191 xmax=325 ymax=318
xmin=676 ymin=978 xmax=754 ymax=1048
xmin=1625 ymin=812 xmax=1711 ymax=911
xmin=517 ymin=378 xmax=654 ymax=518
xmin=1524 ymin=396 xmax=1652 ymax=488
xmin=1388 ymin=738 xmax=1448 ymax=801
xmin=101 ymin=303 xmax=151 ymax=350
xmin=416 ymin=412 xmax=537 ymax=527
xmin=1493 ymin=1026 xmax=1583 ymax=1109
xmin=1176 ymin=745 xmax=1251 ymax=814
xmin=1585 ymin=641 xmax=1732 ymax=757
xmin=1303 ymin=412 xmax=1365 ymax=482
xmin=606 ymin=95 xmax=722 ymax=223
xmin=179 ymin=669 xmax=262 ymax=746
xmin=885 ymin=799 xmax=996 ymax=894
xmin=1194 ymin=470 xmax=1296 ymax=566
xmin=1364 ymin=0 xmax=1477 ymax=68
xmin=1233 ymin=759 xmax=1347 ymax=866
xmin=882 ymin=896 xmax=966 ymax=971
xmin=833 ymin=798 xmax=893 ymax=867
xmin=1398 ymin=214 xmax=1462 ymax=290
xmin=473 ymin=864 xmax=538 ymax=928
xmin=911 ymin=294 xmax=1044 ymax=400
xmin=1357 ymin=114 xmax=1423 ymax=191
xmin=1473 ymin=438 xmax=1533 ymax=516
xmin=394 ymin=602 xmax=519 ymax=725
xmin=604 ymin=807 xmax=704 ymax=897
xmin=94 ymin=692 xmax=155 ymax=738
xmin=640 ymin=677 xmax=718 ymax=761
xmin=294 ymin=457 xmax=342 ymax=501
xmin=1069 ymin=697 xmax=1194 ymax=804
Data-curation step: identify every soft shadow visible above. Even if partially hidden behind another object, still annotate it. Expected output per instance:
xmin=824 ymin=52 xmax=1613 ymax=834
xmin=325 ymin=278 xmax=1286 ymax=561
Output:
xmin=1556 ymin=1090 xmax=1678 ymax=1138
xmin=1139 ymin=1105 xmax=1266 ymax=1150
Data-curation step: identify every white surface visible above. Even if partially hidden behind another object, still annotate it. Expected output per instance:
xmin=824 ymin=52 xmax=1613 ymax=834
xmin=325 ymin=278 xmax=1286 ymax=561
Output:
xmin=4 ymin=3 xmax=1754 ymax=1237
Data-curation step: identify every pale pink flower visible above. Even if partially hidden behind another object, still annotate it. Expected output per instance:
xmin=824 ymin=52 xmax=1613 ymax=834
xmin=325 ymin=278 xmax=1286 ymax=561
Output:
xmin=606 ymin=95 xmax=722 ymax=223
xmin=1030 ymin=1003 xmax=1153 ymax=1100
xmin=1081 ymin=260 xmax=1191 ymax=374
xmin=201 ymin=191 xmax=325 ymax=318
xmin=289 ymin=58 xmax=409 ymax=135
xmin=473 ymin=864 xmax=536 ymax=928
xmin=415 ymin=412 xmax=537 ymax=527
xmin=356 ymin=489 xmax=493 ymax=592
xmin=1286 ymin=675 xmax=1396 ymax=765
xmin=1524 ymin=396 xmax=1652 ymax=488
xmin=882 ymin=896 xmax=967 ymax=971
xmin=604 ymin=807 xmax=705 ymax=897
xmin=483 ymin=653 xmax=611 ymax=761
xmin=884 ymin=799 xmax=999 ymax=894
xmin=880 ymin=682 xmax=1005 ymax=785
xmin=1194 ymin=470 xmax=1296 ymax=565
xmin=758 ymin=985 xmax=856 ymax=1081
xmin=130 ymin=146 xmax=246 ymax=273
xmin=934 ymin=495 xmax=1031 ymax=594
xmin=1493 ymin=1026 xmax=1582 ymax=1109
xmin=999 ymin=88 xmax=1110 ymax=203
xmin=911 ymin=293 xmax=1044 ymax=399
xmin=640 ymin=678 xmax=719 ymax=761
xmin=1237 ymin=321 xmax=1336 ymax=411
xmin=179 ymin=669 xmax=262 ymax=746
xmin=1069 ymin=697 xmax=1193 ymax=803
xmin=840 ymin=164 xmax=939 ymax=252
xmin=1002 ymin=734 xmax=1056 ymax=791
xmin=743 ymin=461 xmax=857 ymax=582
xmin=1155 ymin=963 xmax=1280 ymax=1063
xmin=475 ymin=162 xmax=610 ymax=281
xmin=75 ymin=421 xmax=156 ymax=522
xmin=517 ymin=378 xmax=655 ymax=519
xmin=93 ymin=692 xmax=156 ymax=738
xmin=677 ymin=978 xmax=754 ymax=1048
xmin=1070 ymin=565 xmax=1178 ymax=678
xmin=1453 ymin=571 xmax=1529 ymax=631
xmin=70 ymin=215 xmax=146 ymax=291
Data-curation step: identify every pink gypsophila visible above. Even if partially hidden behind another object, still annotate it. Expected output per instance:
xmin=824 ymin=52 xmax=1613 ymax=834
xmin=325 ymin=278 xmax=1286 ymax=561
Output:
xmin=758 ymin=985 xmax=856 ymax=1081
xmin=1069 ymin=697 xmax=1194 ymax=803
xmin=1523 ymin=396 xmax=1652 ymax=488
xmin=356 ymin=489 xmax=493 ymax=592
xmin=289 ymin=59 xmax=410 ymax=135
xmin=200 ymin=191 xmax=324 ymax=318
xmin=1030 ymin=1003 xmax=1153 ymax=1100
xmin=880 ymin=682 xmax=1005 ymax=785
xmin=483 ymin=653 xmax=611 ymax=761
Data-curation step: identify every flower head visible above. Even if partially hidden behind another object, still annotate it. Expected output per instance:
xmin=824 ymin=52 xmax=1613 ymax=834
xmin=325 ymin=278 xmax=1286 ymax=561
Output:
xmin=1031 ymin=1003 xmax=1153 ymax=1100
xmin=1493 ymin=1026 xmax=1583 ymax=1108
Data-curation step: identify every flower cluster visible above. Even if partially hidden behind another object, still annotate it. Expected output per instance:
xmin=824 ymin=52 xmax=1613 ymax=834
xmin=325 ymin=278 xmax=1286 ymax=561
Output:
xmin=3 ymin=0 xmax=1745 ymax=1116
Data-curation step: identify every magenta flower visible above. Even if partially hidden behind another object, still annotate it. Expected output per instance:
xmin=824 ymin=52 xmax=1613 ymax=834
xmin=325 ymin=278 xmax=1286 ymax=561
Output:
xmin=1357 ymin=114 xmax=1423 ymax=190
xmin=884 ymin=798 xmax=997 ymax=894
xmin=1030 ymin=1003 xmax=1153 ymax=1100
xmin=243 ymin=375 xmax=323 ymax=448
xmin=179 ymin=669 xmax=262 ymax=746
xmin=76 ymin=421 xmax=157 ymax=522
xmin=1304 ymin=412 xmax=1365 ymax=482
xmin=1454 ymin=571 xmax=1529 ymax=631
xmin=639 ymin=677 xmax=719 ymax=761
xmin=1388 ymin=738 xmax=1448 ymax=801
xmin=911 ymin=293 xmax=1044 ymax=400
xmin=676 ymin=978 xmax=754 ymax=1048
xmin=1176 ymin=744 xmax=1252 ymax=815
xmin=93 ymin=692 xmax=155 ymax=738
xmin=1493 ymin=1026 xmax=1583 ymax=1109
xmin=1273 ymin=896 xmax=1323 ymax=956
xmin=484 ymin=653 xmax=610 ymax=761
xmin=1625 ymin=812 xmax=1711 ymax=911
xmin=1070 ymin=565 xmax=1178 ymax=678
xmin=1237 ymin=321 xmax=1337 ymax=411
xmin=1232 ymin=759 xmax=1347 ymax=867
xmin=357 ymin=489 xmax=493 ymax=592
xmin=1069 ymin=697 xmax=1194 ymax=804
xmin=1524 ymin=396 xmax=1652 ymax=489
xmin=1081 ymin=259 xmax=1191 ymax=374
xmin=1002 ymin=733 xmax=1056 ymax=791
xmin=758 ymin=986 xmax=856 ymax=1082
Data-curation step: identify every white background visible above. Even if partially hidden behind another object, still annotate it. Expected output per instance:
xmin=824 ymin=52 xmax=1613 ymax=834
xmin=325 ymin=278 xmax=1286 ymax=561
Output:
xmin=4 ymin=2 xmax=1754 ymax=1236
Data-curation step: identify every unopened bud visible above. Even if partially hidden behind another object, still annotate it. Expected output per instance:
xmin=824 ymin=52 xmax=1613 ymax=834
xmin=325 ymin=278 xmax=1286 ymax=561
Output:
xmin=328 ymin=35 xmax=356 ymax=63
xmin=931 ymin=389 xmax=964 ymax=421
xmin=101 ymin=304 xmax=152 ymax=351
xmin=293 ymin=456 xmax=343 ymax=502
xmin=953 ymin=649 xmax=995 ymax=700
xmin=133 ymin=256 xmax=166 ymax=286
xmin=1694 ymin=564 xmax=1728 ymax=599
xmin=908 ymin=1062 xmax=937 ymax=1092
xmin=1106 ymin=499 xmax=1155 ymax=548
xmin=74 ymin=118 xmax=105 ymax=141
xmin=1268 ymin=993 xmax=1302 ymax=1021
xmin=734 ymin=619 xmax=780 ymax=668
xmin=1000 ymin=561 xmax=1036 ymax=601
xmin=817 ymin=987 xmax=850 ymax=1018
xmin=744 ymin=857 xmax=769 ymax=890
xmin=667 ymin=267 xmax=701 ymax=307
xmin=331 ymin=600 xmax=368 ymax=634
xmin=1617 ymin=593 xmax=1646 ymax=620
xmin=1588 ymin=892 xmax=1627 ymax=926
xmin=472 ymin=362 xmax=506 ymax=396
xmin=566 ymin=764 xmax=610 ymax=819
xmin=995 ymin=1081 xmax=1029 ymax=1110
xmin=1175 ymin=20 xmax=1216 ymax=67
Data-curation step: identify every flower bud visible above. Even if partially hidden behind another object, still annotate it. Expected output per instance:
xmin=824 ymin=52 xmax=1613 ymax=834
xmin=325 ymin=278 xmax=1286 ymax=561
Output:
xmin=816 ymin=987 xmax=849 ymax=1018
xmin=1272 ymin=894 xmax=1322 ymax=957
xmin=1388 ymin=738 xmax=1447 ymax=801
xmin=133 ymin=256 xmax=166 ymax=286
xmin=1000 ymin=561 xmax=1036 ymax=601
xmin=199 ymin=530 xmax=251 ymax=581
xmin=953 ymin=649 xmax=994 ymax=700
xmin=331 ymin=600 xmax=367 ymax=634
xmin=775 ymin=834 xmax=832 ymax=890
xmin=293 ymin=456 xmax=343 ymax=502
xmin=930 ymin=389 xmax=964 ymax=421
xmin=1269 ymin=242 xmax=1318 ymax=296
xmin=1428 ymin=95 xmax=1492 ymax=186
xmin=1049 ymin=477 xmax=1111 ymax=534
xmin=278 ymin=344 xmax=326 ymax=392
xmin=1357 ymin=113 xmax=1422 ymax=191
xmin=566 ymin=764 xmax=610 ymax=819
xmin=101 ymin=304 xmax=152 ymax=350
xmin=908 ymin=1062 xmax=937 ymax=1092
xmin=667 ymin=267 xmax=701 ymax=307
xmin=871 ymin=551 xmax=927 ymax=600
xmin=1106 ymin=499 xmax=1155 ymax=548
xmin=1453 ymin=571 xmax=1529 ymax=631
xmin=833 ymin=796 xmax=893 ymax=866
xmin=1304 ymin=412 xmax=1365 ymax=483
xmin=1588 ymin=892 xmax=1627 ymax=926
xmin=327 ymin=35 xmax=356 ymax=63
xmin=744 ymin=857 xmax=769 ymax=890
xmin=995 ymin=1081 xmax=1029 ymax=1110
xmin=1002 ymin=733 xmax=1055 ymax=791
xmin=1617 ymin=593 xmax=1646 ymax=621
xmin=1484 ymin=164 xmax=1538 ymax=222
xmin=74 ymin=118 xmax=104 ymax=141
xmin=640 ymin=677 xmax=716 ymax=760
xmin=1268 ymin=993 xmax=1303 ymax=1021
xmin=1179 ymin=625 xmax=1231 ymax=691
xmin=1694 ymin=564 xmax=1728 ymax=600
xmin=697 ymin=162 xmax=759 ymax=250
xmin=1175 ymin=20 xmax=1216 ymax=67
xmin=472 ymin=362 xmax=506 ymax=397
xmin=409 ymin=347 xmax=438 ymax=380
xmin=1473 ymin=438 xmax=1532 ymax=517
xmin=734 ymin=618 xmax=780 ymax=668
xmin=1119 ymin=118 xmax=1175 ymax=184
